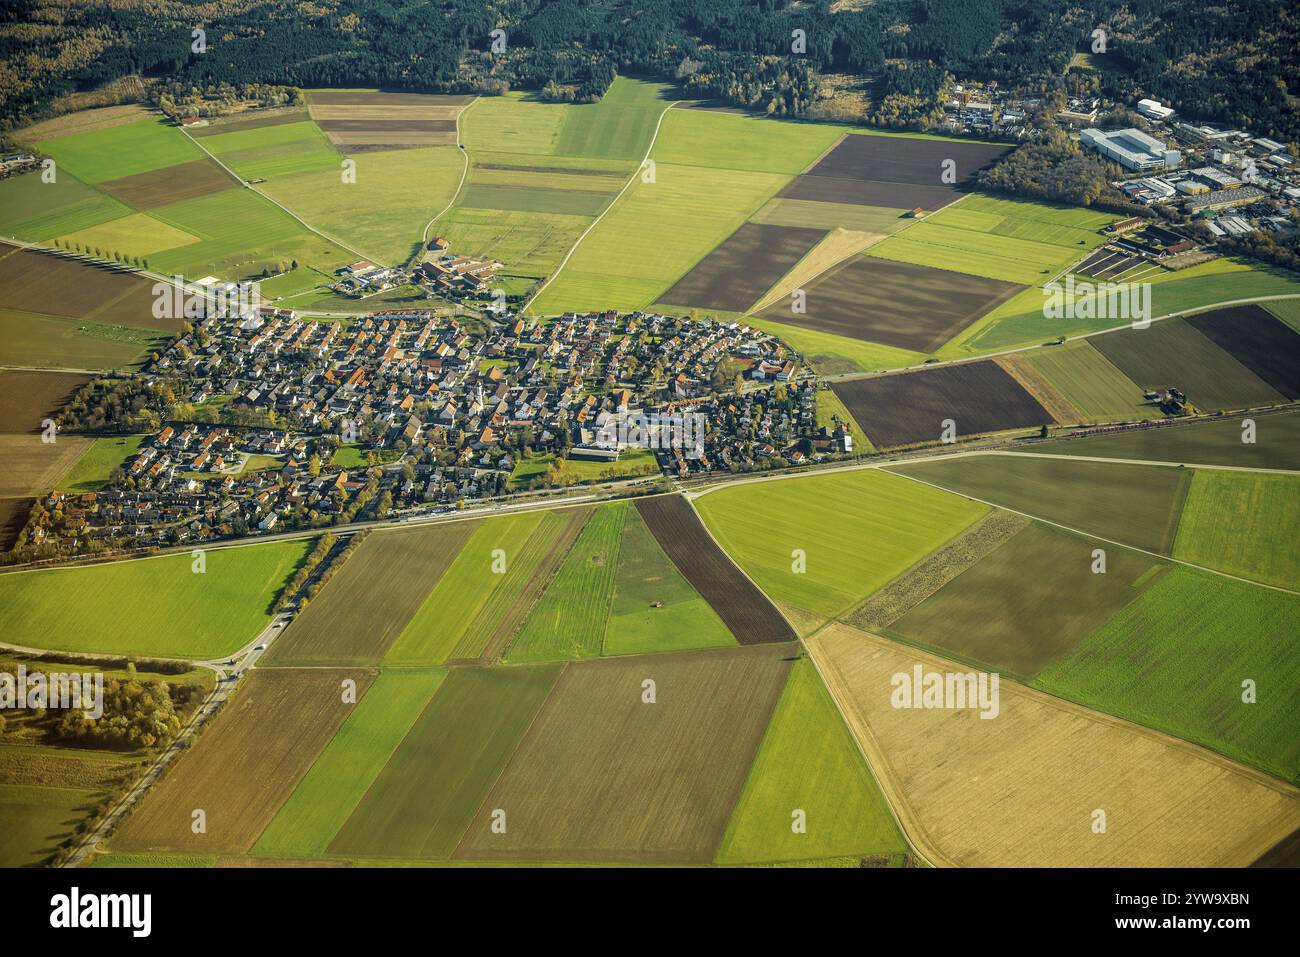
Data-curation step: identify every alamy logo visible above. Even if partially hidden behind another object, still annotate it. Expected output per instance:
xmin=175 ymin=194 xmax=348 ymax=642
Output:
xmin=152 ymin=277 xmax=261 ymax=320
xmin=1 ymin=665 xmax=103 ymax=719
xmin=891 ymin=665 xmax=1000 ymax=719
xmin=1043 ymin=275 xmax=1152 ymax=328
xmin=50 ymin=887 xmax=151 ymax=937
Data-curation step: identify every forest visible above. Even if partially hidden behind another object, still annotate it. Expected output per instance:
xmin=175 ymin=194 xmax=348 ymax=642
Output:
xmin=0 ymin=0 xmax=1295 ymax=138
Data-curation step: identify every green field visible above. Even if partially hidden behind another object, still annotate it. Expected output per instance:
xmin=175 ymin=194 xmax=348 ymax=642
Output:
xmin=1173 ymin=470 xmax=1300 ymax=589
xmin=891 ymin=454 xmax=1191 ymax=555
xmin=328 ymin=664 xmax=562 ymax=860
xmin=604 ymin=505 xmax=736 ymax=656
xmin=883 ymin=522 xmax=1164 ymax=680
xmin=553 ymin=78 xmax=676 ymax=161
xmin=749 ymin=197 xmax=910 ymax=233
xmin=38 ymin=119 xmax=204 ymax=183
xmin=1034 ymin=567 xmax=1300 ymax=783
xmin=1036 ymin=411 xmax=1300 ymax=470
xmin=507 ymin=447 xmax=659 ymax=488
xmin=57 ymin=434 xmax=145 ymax=492
xmin=715 ymin=658 xmax=905 ymax=864
xmin=461 ymin=94 xmax=571 ymax=155
xmin=0 ymin=540 xmax=311 ymax=658
xmin=1021 ymin=340 xmax=1147 ymax=422
xmin=252 ymin=669 xmax=446 ymax=858
xmin=695 ymin=469 xmax=988 ymax=617
xmin=0 ymin=170 xmax=127 ymax=240
xmin=435 ymin=207 xmax=591 ymax=278
xmin=58 ymin=212 xmax=200 ymax=257
xmin=747 ymin=312 xmax=927 ymax=375
xmin=0 ymin=311 xmax=163 ymax=370
xmin=508 ymin=503 xmax=625 ymax=661
xmin=0 ymin=783 xmax=100 ymax=867
xmin=653 ymin=110 xmax=841 ymax=175
xmin=199 ymin=120 xmax=339 ymax=180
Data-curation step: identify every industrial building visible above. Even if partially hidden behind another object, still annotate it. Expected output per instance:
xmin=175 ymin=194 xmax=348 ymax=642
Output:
xmin=1081 ymin=128 xmax=1182 ymax=172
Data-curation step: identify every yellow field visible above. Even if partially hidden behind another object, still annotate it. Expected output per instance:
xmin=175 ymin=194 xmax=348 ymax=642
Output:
xmin=808 ymin=623 xmax=1300 ymax=867
xmin=750 ymin=228 xmax=882 ymax=314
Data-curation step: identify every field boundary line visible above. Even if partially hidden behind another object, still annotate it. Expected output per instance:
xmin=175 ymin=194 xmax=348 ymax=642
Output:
xmin=179 ymin=123 xmax=378 ymax=265
xmin=993 ymin=449 xmax=1300 ymax=476
xmin=421 ymin=97 xmax=479 ymax=247
xmin=883 ymin=465 xmax=1300 ymax=597
xmin=522 ymin=99 xmax=681 ymax=313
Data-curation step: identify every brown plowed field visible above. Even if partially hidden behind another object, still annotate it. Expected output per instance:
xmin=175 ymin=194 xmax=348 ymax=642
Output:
xmin=454 ymin=644 xmax=792 ymax=863
xmin=98 ymin=159 xmax=238 ymax=210
xmin=188 ymin=110 xmax=309 ymax=136
xmin=0 ymin=370 xmax=92 ymax=432
xmin=758 ymin=255 xmax=1022 ymax=352
xmin=112 ymin=668 xmax=377 ymax=855
xmin=635 ymin=495 xmax=796 ymax=644
xmin=832 ymin=360 xmax=1052 ymax=448
xmin=0 ymin=497 xmax=32 ymax=549
xmin=1186 ymin=304 xmax=1300 ymax=400
xmin=306 ymin=92 xmax=474 ymax=108
xmin=315 ymin=119 xmax=457 ymax=133
xmin=780 ymin=175 xmax=966 ymax=212
xmin=657 ymin=222 xmax=826 ymax=312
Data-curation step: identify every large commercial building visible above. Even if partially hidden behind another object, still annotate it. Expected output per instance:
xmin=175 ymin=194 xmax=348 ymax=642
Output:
xmin=1081 ymin=127 xmax=1182 ymax=172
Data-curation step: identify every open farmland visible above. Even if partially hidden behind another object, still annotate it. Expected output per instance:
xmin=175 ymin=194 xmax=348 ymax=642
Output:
xmin=1185 ymin=304 xmax=1300 ymax=400
xmin=455 ymin=645 xmax=791 ymax=863
xmin=891 ymin=453 xmax=1191 ymax=555
xmin=96 ymin=159 xmax=238 ymax=210
xmin=716 ymin=658 xmax=905 ymax=865
xmin=0 ymin=310 xmax=162 ymax=371
xmin=832 ymin=361 xmax=1052 ymax=448
xmin=0 ymin=539 xmax=311 ymax=658
xmin=758 ymin=255 xmax=1022 ymax=353
xmin=329 ymin=664 xmax=562 ymax=861
xmin=57 ymin=434 xmax=145 ymax=492
xmin=1018 ymin=340 xmax=1148 ymax=423
xmin=0 ymin=245 xmax=178 ymax=332
xmin=37 ymin=118 xmax=205 ymax=183
xmin=810 ymin=624 xmax=1300 ymax=866
xmin=263 ymin=521 xmax=478 ymax=667
xmin=198 ymin=119 xmax=339 ymax=180
xmin=0 ymin=434 xmax=93 ymax=498
xmin=695 ymin=468 xmax=987 ymax=618
xmin=252 ymin=669 xmax=447 ymax=859
xmin=658 ymin=222 xmax=825 ymax=313
xmin=1037 ymin=410 xmax=1300 ymax=469
xmin=0 ymin=171 xmax=127 ymax=240
xmin=882 ymin=522 xmax=1165 ymax=680
xmin=1034 ymin=568 xmax=1300 ymax=783
xmin=1090 ymin=318 xmax=1285 ymax=412
xmin=1172 ymin=471 xmax=1300 ymax=589
xmin=0 ymin=369 xmax=92 ymax=432
xmin=0 ymin=498 xmax=31 ymax=550
xmin=635 ymin=495 xmax=796 ymax=644
xmin=604 ymin=505 xmax=736 ymax=657
xmin=306 ymin=91 xmax=471 ymax=148
xmin=112 ymin=669 xmax=375 ymax=855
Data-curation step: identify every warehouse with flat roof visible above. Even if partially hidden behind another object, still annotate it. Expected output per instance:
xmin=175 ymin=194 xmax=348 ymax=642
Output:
xmin=1081 ymin=127 xmax=1182 ymax=172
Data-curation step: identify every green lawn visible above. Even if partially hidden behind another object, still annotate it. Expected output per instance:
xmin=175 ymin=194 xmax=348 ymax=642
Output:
xmin=603 ymin=505 xmax=735 ymax=656
xmin=0 ymin=539 xmax=312 ymax=658
xmin=1173 ymin=470 xmax=1300 ymax=589
xmin=58 ymin=434 xmax=145 ymax=492
xmin=508 ymin=503 xmax=625 ymax=661
xmin=252 ymin=669 xmax=447 ymax=858
xmin=695 ymin=468 xmax=988 ymax=617
xmin=1034 ymin=566 xmax=1300 ymax=784
xmin=715 ymin=658 xmax=905 ymax=864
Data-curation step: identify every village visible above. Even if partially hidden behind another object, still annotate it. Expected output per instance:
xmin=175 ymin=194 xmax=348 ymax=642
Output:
xmin=28 ymin=304 xmax=853 ymax=553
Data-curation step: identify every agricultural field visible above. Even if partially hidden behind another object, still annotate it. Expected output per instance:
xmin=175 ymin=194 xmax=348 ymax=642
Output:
xmin=659 ymin=222 xmax=826 ymax=313
xmin=0 ymin=498 xmax=32 ymax=550
xmin=1186 ymin=304 xmax=1300 ymax=400
xmin=832 ymin=361 xmax=1052 ymax=448
xmin=0 ymin=433 xmax=94 ymax=497
xmin=1037 ymin=410 xmax=1300 ymax=469
xmin=0 ymin=539 xmax=312 ymax=658
xmin=306 ymin=91 xmax=471 ymax=149
xmin=1034 ymin=568 xmax=1300 ymax=783
xmin=810 ymin=624 xmax=1300 ymax=866
xmin=635 ymin=495 xmax=796 ymax=644
xmin=57 ymin=434 xmax=145 ymax=492
xmin=891 ymin=453 xmax=1191 ymax=555
xmin=694 ymin=469 xmax=987 ymax=618
xmin=111 ymin=668 xmax=375 ymax=855
xmin=1016 ymin=340 xmax=1148 ymax=423
xmin=455 ymin=645 xmax=791 ymax=863
xmin=716 ymin=658 xmax=906 ymax=865
xmin=0 ymin=311 xmax=163 ymax=371
xmin=1172 ymin=471 xmax=1300 ymax=589
xmin=0 ymin=245 xmax=176 ymax=333
xmin=0 ymin=369 xmax=92 ymax=432
xmin=264 ymin=521 xmax=479 ymax=667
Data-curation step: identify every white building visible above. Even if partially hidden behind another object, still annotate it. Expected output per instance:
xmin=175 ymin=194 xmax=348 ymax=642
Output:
xmin=1136 ymin=98 xmax=1174 ymax=121
xmin=1081 ymin=127 xmax=1182 ymax=172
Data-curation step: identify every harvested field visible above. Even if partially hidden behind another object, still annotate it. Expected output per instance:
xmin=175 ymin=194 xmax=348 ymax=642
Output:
xmin=1038 ymin=410 xmax=1300 ymax=470
xmin=315 ymin=119 xmax=457 ymax=134
xmin=0 ymin=784 xmax=100 ymax=867
xmin=891 ymin=453 xmax=1191 ymax=555
xmin=884 ymin=522 xmax=1165 ymax=680
xmin=0 ymin=433 xmax=93 ymax=496
xmin=1019 ymin=340 xmax=1148 ymax=423
xmin=762 ymin=257 xmax=1022 ymax=353
xmin=802 ymin=134 xmax=1011 ymax=187
xmin=1186 ymin=304 xmax=1300 ymax=400
xmin=112 ymin=669 xmax=376 ymax=855
xmin=750 ymin=197 xmax=912 ymax=233
xmin=0 ymin=245 xmax=179 ymax=332
xmin=97 ymin=159 xmax=237 ymax=210
xmin=455 ymin=644 xmax=792 ymax=863
xmin=1090 ymin=318 xmax=1284 ymax=412
xmin=307 ymin=91 xmax=470 ymax=148
xmin=457 ymin=183 xmax=610 ymax=216
xmin=848 ymin=510 xmax=1030 ymax=631
xmin=307 ymin=91 xmax=474 ymax=108
xmin=0 ymin=369 xmax=92 ymax=432
xmin=750 ymin=227 xmax=881 ymax=314
xmin=809 ymin=623 xmax=1300 ymax=866
xmin=262 ymin=521 xmax=478 ymax=667
xmin=329 ymin=664 xmax=562 ymax=860
xmin=0 ymin=743 xmax=137 ymax=790
xmin=657 ymin=222 xmax=825 ymax=313
xmin=780 ymin=175 xmax=963 ymax=212
xmin=188 ymin=109 xmax=310 ymax=136
xmin=13 ymin=105 xmax=153 ymax=143
xmin=833 ymin=361 xmax=1051 ymax=448
xmin=635 ymin=495 xmax=795 ymax=644
xmin=1035 ymin=567 xmax=1300 ymax=783
xmin=995 ymin=352 xmax=1083 ymax=424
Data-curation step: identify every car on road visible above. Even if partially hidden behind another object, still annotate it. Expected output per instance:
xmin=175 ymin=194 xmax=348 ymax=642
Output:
xmin=254 ymin=643 xmax=267 ymax=650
